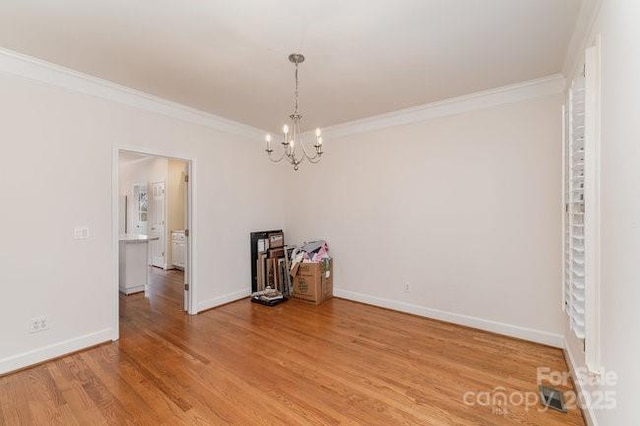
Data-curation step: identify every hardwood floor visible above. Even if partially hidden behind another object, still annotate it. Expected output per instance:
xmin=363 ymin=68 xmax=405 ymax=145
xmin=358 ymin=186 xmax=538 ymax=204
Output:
xmin=1 ymin=268 xmax=584 ymax=425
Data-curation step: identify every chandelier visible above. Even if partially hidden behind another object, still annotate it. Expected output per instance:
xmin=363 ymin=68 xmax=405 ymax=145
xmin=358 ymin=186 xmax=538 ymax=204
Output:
xmin=264 ymin=53 xmax=323 ymax=171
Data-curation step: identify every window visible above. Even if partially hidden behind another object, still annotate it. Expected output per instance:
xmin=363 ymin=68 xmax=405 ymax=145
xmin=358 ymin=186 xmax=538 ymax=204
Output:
xmin=563 ymin=37 xmax=601 ymax=373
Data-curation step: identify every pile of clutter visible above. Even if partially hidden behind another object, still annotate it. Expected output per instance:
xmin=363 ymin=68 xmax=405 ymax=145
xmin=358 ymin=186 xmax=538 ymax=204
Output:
xmin=251 ymin=239 xmax=332 ymax=306
xmin=290 ymin=240 xmax=330 ymax=275
xmin=251 ymin=286 xmax=284 ymax=304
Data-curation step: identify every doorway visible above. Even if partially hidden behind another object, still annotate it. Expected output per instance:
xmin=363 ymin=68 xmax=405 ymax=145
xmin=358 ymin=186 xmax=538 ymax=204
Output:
xmin=114 ymin=148 xmax=194 ymax=335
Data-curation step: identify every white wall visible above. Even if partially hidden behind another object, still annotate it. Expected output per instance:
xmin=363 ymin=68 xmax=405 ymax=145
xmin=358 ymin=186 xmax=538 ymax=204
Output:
xmin=597 ymin=3 xmax=640 ymax=422
xmin=560 ymin=2 xmax=640 ymax=425
xmin=0 ymin=63 xmax=285 ymax=373
xmin=285 ymin=94 xmax=564 ymax=345
xmin=565 ymin=2 xmax=640 ymax=425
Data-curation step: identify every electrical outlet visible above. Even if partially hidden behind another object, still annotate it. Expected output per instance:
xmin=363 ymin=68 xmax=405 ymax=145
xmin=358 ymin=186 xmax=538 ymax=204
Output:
xmin=403 ymin=282 xmax=410 ymax=293
xmin=29 ymin=316 xmax=50 ymax=333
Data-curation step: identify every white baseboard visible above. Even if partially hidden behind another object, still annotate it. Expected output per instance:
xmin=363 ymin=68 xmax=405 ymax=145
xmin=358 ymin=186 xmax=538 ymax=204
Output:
xmin=0 ymin=328 xmax=113 ymax=375
xmin=119 ymin=285 xmax=145 ymax=295
xmin=197 ymin=289 xmax=251 ymax=313
xmin=334 ymin=289 xmax=564 ymax=348
xmin=563 ymin=337 xmax=598 ymax=426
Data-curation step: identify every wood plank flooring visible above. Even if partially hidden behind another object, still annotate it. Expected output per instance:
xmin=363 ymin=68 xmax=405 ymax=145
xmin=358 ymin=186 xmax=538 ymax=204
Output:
xmin=0 ymin=268 xmax=585 ymax=425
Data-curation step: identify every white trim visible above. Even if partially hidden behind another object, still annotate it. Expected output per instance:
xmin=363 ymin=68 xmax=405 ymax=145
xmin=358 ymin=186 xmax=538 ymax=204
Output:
xmin=185 ymin=160 xmax=197 ymax=314
xmin=334 ymin=289 xmax=564 ymax=348
xmin=561 ymin=103 xmax=567 ymax=312
xmin=583 ymin=36 xmax=602 ymax=374
xmin=0 ymin=47 xmax=565 ymax=143
xmin=0 ymin=48 xmax=264 ymax=139
xmin=564 ymin=337 xmax=599 ymax=426
xmin=0 ymin=328 xmax=112 ymax=375
xmin=197 ymin=289 xmax=251 ymax=312
xmin=111 ymin=148 xmax=120 ymax=341
xmin=323 ymin=74 xmax=566 ymax=140
xmin=119 ymin=285 xmax=146 ymax=295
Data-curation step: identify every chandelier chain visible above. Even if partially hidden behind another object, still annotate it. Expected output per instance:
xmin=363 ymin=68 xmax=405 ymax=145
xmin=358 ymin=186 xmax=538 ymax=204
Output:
xmin=294 ymin=62 xmax=299 ymax=115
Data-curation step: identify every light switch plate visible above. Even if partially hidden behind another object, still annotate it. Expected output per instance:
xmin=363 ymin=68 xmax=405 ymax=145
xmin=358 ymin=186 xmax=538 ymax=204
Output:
xmin=73 ymin=227 xmax=89 ymax=239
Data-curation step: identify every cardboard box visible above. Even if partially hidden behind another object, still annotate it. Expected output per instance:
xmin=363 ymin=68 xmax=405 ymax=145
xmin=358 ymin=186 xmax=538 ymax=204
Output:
xmin=292 ymin=259 xmax=333 ymax=305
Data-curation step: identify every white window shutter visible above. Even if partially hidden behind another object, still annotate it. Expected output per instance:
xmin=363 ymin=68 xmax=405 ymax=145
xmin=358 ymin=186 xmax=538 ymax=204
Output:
xmin=565 ymin=74 xmax=586 ymax=340
xmin=563 ymin=37 xmax=602 ymax=373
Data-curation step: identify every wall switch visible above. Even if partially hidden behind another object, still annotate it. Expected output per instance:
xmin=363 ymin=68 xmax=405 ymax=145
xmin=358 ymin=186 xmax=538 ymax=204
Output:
xmin=29 ymin=316 xmax=50 ymax=333
xmin=73 ymin=227 xmax=89 ymax=239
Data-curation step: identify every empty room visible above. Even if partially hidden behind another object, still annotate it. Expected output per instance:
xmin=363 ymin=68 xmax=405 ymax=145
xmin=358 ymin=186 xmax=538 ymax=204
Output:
xmin=0 ymin=1 xmax=638 ymax=425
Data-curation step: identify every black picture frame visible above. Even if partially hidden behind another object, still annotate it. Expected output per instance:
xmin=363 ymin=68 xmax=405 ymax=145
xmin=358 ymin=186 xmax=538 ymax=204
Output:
xmin=250 ymin=229 xmax=283 ymax=293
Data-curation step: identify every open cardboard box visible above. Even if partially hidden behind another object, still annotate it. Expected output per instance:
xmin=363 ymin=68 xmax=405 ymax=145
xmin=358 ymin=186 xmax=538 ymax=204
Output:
xmin=291 ymin=258 xmax=333 ymax=305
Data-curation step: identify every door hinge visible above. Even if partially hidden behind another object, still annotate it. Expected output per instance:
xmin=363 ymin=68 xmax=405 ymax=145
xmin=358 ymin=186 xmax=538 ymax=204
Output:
xmin=184 ymin=174 xmax=189 ymax=183
xmin=184 ymin=229 xmax=189 ymax=237
xmin=185 ymin=283 xmax=189 ymax=291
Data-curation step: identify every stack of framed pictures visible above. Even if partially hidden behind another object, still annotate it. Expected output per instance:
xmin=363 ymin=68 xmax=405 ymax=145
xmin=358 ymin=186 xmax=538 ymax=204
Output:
xmin=250 ymin=230 xmax=291 ymax=296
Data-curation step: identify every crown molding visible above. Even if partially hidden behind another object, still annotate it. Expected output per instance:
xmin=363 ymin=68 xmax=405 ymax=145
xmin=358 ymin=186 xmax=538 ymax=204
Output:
xmin=562 ymin=0 xmax=603 ymax=79
xmin=0 ymin=47 xmax=565 ymax=142
xmin=323 ymin=74 xmax=565 ymax=140
xmin=0 ymin=48 xmax=265 ymax=139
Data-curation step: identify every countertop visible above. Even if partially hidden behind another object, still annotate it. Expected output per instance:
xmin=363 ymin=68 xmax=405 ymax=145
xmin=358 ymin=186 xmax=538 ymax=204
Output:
xmin=119 ymin=234 xmax=160 ymax=243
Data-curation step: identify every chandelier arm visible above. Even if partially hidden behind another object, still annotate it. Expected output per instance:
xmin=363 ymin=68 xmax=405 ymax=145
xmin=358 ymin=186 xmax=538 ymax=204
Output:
xmin=306 ymin=153 xmax=322 ymax=164
xmin=297 ymin=136 xmax=321 ymax=161
xmin=266 ymin=147 xmax=288 ymax=163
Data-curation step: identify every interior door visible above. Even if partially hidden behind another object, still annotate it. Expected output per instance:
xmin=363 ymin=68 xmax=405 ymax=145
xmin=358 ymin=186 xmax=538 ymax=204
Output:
xmin=132 ymin=184 xmax=148 ymax=235
xmin=149 ymin=181 xmax=166 ymax=268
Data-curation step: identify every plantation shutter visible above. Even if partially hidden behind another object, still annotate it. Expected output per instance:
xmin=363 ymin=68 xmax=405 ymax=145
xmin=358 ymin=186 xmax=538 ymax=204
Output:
xmin=562 ymin=39 xmax=601 ymax=373
xmin=564 ymin=73 xmax=586 ymax=339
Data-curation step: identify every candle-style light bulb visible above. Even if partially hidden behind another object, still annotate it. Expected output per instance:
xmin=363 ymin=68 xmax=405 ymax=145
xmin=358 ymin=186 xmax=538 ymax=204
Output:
xmin=315 ymin=128 xmax=321 ymax=137
xmin=265 ymin=134 xmax=272 ymax=150
xmin=283 ymin=124 xmax=289 ymax=134
xmin=318 ymin=137 xmax=323 ymax=145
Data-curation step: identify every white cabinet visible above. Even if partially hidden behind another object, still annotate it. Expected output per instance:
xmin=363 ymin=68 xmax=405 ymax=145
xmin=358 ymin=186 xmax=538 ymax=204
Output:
xmin=119 ymin=235 xmax=159 ymax=295
xmin=171 ymin=230 xmax=186 ymax=269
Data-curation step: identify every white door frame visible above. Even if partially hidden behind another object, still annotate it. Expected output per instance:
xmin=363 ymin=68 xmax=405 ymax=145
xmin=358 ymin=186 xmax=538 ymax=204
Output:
xmin=111 ymin=145 xmax=197 ymax=342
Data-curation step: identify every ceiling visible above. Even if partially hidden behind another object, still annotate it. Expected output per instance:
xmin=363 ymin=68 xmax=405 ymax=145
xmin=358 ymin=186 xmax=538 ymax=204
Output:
xmin=0 ymin=0 xmax=582 ymax=132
